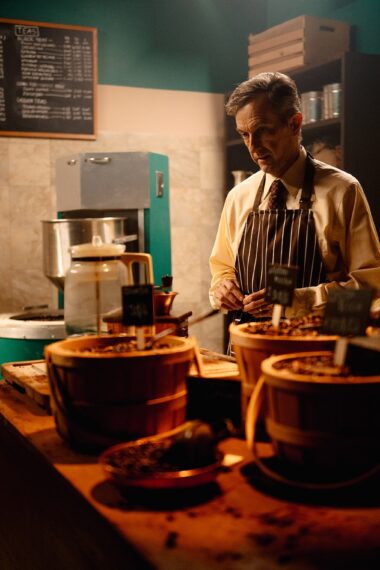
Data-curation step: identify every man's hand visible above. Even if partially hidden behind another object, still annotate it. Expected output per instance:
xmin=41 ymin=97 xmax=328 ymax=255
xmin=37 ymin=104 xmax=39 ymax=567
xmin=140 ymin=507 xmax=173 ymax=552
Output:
xmin=213 ymin=279 xmax=244 ymax=311
xmin=243 ymin=288 xmax=274 ymax=317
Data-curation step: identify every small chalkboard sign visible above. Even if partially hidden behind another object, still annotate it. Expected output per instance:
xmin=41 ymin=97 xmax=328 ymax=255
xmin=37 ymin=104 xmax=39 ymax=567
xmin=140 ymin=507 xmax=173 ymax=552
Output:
xmin=122 ymin=285 xmax=154 ymax=327
xmin=0 ymin=18 xmax=97 ymax=139
xmin=265 ymin=264 xmax=298 ymax=307
xmin=321 ymin=288 xmax=373 ymax=336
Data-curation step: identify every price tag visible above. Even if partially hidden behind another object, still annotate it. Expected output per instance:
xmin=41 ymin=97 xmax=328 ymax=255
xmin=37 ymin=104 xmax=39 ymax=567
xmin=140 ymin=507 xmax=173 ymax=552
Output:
xmin=321 ymin=288 xmax=373 ymax=336
xmin=122 ymin=284 xmax=154 ymax=326
xmin=265 ymin=264 xmax=298 ymax=307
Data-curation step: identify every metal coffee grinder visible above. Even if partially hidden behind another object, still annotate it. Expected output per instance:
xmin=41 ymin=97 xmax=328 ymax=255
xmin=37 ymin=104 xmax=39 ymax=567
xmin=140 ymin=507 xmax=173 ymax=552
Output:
xmin=47 ymin=150 xmax=191 ymax=337
xmin=0 ymin=152 xmax=173 ymax=376
xmin=42 ymin=151 xmax=175 ymax=332
xmin=51 ymin=151 xmax=172 ymax=287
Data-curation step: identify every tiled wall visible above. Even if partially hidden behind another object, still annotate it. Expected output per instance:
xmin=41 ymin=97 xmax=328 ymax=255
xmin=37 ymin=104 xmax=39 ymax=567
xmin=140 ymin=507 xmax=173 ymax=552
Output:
xmin=0 ymin=111 xmax=226 ymax=351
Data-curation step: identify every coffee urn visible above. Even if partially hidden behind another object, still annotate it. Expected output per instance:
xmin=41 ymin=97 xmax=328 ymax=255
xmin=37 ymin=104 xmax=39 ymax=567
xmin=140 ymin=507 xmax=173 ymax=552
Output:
xmin=55 ymin=152 xmax=172 ymax=286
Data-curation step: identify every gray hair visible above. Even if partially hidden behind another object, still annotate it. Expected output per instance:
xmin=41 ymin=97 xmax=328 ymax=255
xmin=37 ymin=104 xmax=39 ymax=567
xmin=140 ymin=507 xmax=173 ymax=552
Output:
xmin=225 ymin=72 xmax=301 ymax=123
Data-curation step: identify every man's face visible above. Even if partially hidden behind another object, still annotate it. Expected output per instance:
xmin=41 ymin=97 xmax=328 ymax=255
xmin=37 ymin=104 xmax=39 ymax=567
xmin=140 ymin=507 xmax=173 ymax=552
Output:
xmin=235 ymin=93 xmax=302 ymax=177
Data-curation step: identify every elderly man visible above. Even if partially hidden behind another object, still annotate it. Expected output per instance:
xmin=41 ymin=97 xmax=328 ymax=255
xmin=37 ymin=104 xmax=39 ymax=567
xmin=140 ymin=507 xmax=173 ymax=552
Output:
xmin=209 ymin=72 xmax=380 ymax=323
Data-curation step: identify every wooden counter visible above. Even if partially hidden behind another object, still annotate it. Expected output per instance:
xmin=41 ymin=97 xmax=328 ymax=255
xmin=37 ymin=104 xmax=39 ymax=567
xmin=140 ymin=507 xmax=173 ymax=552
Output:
xmin=0 ymin=382 xmax=379 ymax=570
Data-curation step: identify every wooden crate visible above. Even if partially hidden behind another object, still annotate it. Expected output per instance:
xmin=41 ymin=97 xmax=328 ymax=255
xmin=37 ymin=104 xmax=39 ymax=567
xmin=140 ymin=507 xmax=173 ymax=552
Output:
xmin=248 ymin=15 xmax=351 ymax=77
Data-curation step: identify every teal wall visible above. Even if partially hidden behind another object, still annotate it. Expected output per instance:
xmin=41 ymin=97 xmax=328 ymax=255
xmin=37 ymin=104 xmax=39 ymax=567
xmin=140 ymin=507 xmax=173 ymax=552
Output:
xmin=264 ymin=0 xmax=380 ymax=54
xmin=1 ymin=0 xmax=379 ymax=93
xmin=0 ymin=0 xmax=265 ymax=92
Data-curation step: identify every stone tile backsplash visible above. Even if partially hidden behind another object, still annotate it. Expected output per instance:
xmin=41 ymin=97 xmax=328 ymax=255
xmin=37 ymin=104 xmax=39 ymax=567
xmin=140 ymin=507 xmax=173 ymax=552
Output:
xmin=0 ymin=132 xmax=226 ymax=352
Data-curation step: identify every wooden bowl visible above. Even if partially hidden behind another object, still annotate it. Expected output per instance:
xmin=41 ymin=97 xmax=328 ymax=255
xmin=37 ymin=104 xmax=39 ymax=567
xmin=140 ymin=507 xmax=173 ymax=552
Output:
xmin=229 ymin=321 xmax=337 ymax=421
xmin=45 ymin=334 xmax=195 ymax=452
xmin=99 ymin=424 xmax=224 ymax=490
xmin=63 ymin=391 xmax=187 ymax=437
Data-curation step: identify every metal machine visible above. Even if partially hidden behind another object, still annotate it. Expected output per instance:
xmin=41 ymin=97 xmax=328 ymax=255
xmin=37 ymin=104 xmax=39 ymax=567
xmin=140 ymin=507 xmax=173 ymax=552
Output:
xmin=55 ymin=151 xmax=172 ymax=285
xmin=0 ymin=152 xmax=172 ymax=376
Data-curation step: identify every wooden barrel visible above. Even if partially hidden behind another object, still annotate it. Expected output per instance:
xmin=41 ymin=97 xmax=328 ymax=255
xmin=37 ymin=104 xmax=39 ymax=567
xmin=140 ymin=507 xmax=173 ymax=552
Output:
xmin=45 ymin=334 xmax=195 ymax=452
xmin=229 ymin=322 xmax=336 ymax=422
xmin=257 ymin=351 xmax=380 ymax=482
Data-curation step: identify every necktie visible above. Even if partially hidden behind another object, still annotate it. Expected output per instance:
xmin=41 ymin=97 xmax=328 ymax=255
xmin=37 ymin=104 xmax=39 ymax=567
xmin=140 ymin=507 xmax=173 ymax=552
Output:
xmin=268 ymin=179 xmax=286 ymax=210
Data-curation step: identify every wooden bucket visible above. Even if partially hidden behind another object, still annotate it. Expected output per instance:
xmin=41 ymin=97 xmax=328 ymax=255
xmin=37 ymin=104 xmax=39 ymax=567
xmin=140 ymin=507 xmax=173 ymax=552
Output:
xmin=247 ymin=351 xmax=380 ymax=486
xmin=45 ymin=334 xmax=195 ymax=452
xmin=229 ymin=322 xmax=336 ymax=422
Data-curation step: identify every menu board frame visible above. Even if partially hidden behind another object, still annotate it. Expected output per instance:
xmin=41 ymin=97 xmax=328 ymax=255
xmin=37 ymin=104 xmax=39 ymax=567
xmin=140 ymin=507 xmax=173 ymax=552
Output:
xmin=0 ymin=17 xmax=97 ymax=140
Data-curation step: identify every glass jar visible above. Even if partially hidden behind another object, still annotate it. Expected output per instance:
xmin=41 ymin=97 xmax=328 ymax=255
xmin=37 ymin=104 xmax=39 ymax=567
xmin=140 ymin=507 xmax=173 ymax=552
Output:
xmin=301 ymin=91 xmax=323 ymax=124
xmin=323 ymin=83 xmax=342 ymax=119
xmin=64 ymin=236 xmax=127 ymax=336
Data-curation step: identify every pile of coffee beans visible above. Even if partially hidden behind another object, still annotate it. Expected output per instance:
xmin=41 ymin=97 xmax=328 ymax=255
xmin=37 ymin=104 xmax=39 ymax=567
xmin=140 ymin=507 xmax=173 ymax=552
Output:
xmin=83 ymin=341 xmax=137 ymax=353
xmin=106 ymin=438 xmax=218 ymax=476
xmin=107 ymin=441 xmax=178 ymax=475
xmin=273 ymin=354 xmax=350 ymax=377
xmin=79 ymin=340 xmax=171 ymax=354
xmin=245 ymin=314 xmax=324 ymax=336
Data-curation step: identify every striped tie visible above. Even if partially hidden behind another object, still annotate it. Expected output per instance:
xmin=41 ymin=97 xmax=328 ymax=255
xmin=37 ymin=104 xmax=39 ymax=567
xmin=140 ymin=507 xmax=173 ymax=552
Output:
xmin=268 ymin=179 xmax=286 ymax=209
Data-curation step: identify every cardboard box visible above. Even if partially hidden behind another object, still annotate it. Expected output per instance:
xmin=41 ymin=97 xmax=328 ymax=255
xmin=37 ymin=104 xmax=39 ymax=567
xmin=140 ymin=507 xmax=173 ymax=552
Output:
xmin=248 ymin=15 xmax=351 ymax=77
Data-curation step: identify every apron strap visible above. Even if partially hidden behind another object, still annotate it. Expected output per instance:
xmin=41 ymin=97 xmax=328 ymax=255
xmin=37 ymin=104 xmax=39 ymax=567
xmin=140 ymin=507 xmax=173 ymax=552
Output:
xmin=252 ymin=173 xmax=266 ymax=211
xmin=299 ymin=152 xmax=316 ymax=210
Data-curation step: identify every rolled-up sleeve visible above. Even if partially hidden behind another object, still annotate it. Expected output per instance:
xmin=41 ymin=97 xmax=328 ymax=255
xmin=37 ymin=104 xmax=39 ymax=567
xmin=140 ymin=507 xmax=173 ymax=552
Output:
xmin=288 ymin=178 xmax=380 ymax=316
xmin=209 ymin=195 xmax=238 ymax=307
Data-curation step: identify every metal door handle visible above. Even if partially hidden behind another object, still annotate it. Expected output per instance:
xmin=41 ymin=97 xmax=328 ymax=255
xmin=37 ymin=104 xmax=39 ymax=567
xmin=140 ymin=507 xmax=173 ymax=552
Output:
xmin=87 ymin=157 xmax=111 ymax=164
xmin=112 ymin=234 xmax=138 ymax=244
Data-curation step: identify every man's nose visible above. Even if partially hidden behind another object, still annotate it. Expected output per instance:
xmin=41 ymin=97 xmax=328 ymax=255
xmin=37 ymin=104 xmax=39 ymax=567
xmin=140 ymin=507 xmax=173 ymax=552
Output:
xmin=246 ymin=131 xmax=261 ymax=151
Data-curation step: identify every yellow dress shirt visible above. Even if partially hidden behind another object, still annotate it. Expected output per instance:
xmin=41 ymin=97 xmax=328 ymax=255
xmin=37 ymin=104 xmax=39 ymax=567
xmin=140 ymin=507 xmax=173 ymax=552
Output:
xmin=209 ymin=147 xmax=380 ymax=316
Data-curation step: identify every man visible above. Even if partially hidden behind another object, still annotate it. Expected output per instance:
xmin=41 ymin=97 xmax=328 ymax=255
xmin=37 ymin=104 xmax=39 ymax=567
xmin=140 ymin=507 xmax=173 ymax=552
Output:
xmin=209 ymin=72 xmax=380 ymax=321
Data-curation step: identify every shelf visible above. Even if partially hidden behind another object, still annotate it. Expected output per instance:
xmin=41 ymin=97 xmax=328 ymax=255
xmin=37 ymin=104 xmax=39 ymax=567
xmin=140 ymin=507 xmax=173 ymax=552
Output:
xmin=302 ymin=117 xmax=341 ymax=131
xmin=289 ymin=57 xmax=342 ymax=91
xmin=301 ymin=117 xmax=341 ymax=148
xmin=224 ymin=52 xmax=380 ymax=232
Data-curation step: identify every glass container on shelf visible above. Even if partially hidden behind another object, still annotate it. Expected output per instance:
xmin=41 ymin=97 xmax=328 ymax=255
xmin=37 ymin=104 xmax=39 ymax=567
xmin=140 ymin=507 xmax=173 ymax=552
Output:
xmin=323 ymin=83 xmax=342 ymax=119
xmin=301 ymin=91 xmax=323 ymax=124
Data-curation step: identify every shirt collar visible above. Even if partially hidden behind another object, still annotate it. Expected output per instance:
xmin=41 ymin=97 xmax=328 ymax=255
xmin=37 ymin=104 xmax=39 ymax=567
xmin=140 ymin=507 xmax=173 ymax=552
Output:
xmin=263 ymin=146 xmax=307 ymax=199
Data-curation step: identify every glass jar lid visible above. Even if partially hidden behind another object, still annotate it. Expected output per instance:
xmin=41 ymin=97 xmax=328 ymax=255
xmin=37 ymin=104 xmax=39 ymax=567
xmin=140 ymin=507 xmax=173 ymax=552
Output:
xmin=70 ymin=235 xmax=125 ymax=259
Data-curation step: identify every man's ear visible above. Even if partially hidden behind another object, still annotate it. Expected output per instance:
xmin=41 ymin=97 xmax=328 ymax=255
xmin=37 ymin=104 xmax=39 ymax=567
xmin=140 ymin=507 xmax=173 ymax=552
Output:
xmin=289 ymin=112 xmax=302 ymax=134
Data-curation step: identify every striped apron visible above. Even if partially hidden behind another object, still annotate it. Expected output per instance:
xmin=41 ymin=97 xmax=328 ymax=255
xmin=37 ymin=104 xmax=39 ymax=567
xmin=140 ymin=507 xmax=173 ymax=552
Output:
xmin=233 ymin=153 xmax=327 ymax=324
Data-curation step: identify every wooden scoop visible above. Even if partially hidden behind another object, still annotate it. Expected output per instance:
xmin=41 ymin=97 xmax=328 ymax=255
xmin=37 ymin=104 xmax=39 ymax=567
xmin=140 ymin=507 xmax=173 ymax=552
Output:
xmin=145 ymin=309 xmax=220 ymax=350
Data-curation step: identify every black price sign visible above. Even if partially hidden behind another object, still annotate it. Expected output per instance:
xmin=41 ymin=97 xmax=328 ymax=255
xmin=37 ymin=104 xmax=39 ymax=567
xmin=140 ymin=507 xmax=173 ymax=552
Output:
xmin=321 ymin=288 xmax=373 ymax=336
xmin=122 ymin=285 xmax=154 ymax=326
xmin=265 ymin=264 xmax=298 ymax=307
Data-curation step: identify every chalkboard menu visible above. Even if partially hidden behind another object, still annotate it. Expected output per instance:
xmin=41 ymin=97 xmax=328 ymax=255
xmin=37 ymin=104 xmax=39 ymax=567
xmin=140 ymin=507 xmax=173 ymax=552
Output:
xmin=0 ymin=18 xmax=97 ymax=139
